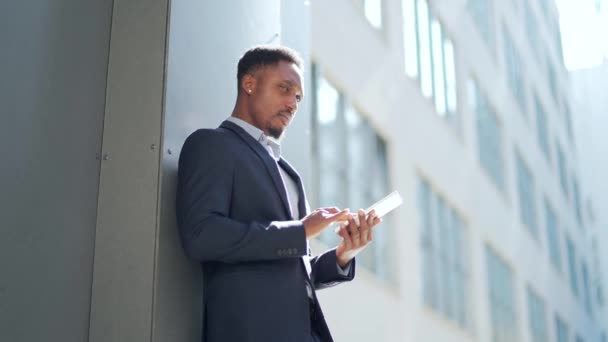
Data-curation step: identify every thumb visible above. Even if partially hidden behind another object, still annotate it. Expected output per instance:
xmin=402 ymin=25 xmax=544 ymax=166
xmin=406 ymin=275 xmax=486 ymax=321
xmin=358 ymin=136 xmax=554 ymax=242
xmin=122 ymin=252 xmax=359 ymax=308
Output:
xmin=329 ymin=209 xmax=350 ymax=221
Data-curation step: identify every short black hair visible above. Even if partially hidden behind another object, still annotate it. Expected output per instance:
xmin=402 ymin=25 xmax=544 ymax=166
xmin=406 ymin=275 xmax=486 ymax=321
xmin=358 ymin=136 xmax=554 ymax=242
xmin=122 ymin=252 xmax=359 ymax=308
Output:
xmin=237 ymin=45 xmax=303 ymax=84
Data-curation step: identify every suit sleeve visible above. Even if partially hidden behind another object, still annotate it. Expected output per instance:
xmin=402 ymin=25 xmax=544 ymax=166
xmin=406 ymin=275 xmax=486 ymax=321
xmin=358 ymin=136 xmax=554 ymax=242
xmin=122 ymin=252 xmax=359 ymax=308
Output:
xmin=310 ymin=248 xmax=356 ymax=290
xmin=176 ymin=130 xmax=307 ymax=263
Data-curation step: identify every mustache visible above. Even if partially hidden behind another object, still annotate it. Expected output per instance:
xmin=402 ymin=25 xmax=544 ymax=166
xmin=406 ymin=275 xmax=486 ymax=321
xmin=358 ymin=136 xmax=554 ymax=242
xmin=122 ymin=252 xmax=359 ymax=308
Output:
xmin=276 ymin=110 xmax=293 ymax=118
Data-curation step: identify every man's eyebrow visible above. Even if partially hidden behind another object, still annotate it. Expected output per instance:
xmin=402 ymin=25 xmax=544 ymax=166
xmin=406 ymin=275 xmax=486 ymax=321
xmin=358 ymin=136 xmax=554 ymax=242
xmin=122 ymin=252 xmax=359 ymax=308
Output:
xmin=282 ymin=79 xmax=302 ymax=91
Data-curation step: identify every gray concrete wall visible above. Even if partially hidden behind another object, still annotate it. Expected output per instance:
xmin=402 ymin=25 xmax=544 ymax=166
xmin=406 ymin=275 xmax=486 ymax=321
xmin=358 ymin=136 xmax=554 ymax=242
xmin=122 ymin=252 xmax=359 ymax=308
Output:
xmin=0 ymin=0 xmax=113 ymax=341
xmin=154 ymin=1 xmax=311 ymax=341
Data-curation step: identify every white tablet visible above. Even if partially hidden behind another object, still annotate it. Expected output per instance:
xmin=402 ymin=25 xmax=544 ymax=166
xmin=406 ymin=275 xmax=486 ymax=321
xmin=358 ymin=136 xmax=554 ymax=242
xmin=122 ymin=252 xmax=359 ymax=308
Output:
xmin=333 ymin=190 xmax=403 ymax=232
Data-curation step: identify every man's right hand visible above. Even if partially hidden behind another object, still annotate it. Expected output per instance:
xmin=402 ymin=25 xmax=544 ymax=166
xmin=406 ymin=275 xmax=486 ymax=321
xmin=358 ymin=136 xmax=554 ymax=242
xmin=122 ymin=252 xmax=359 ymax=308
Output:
xmin=301 ymin=207 xmax=350 ymax=239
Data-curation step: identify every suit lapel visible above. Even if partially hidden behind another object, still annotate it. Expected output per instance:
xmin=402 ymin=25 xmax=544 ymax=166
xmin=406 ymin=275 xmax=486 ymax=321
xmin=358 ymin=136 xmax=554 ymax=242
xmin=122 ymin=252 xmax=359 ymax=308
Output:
xmin=277 ymin=158 xmax=308 ymax=220
xmin=221 ymin=121 xmax=313 ymax=278
xmin=220 ymin=121 xmax=292 ymax=218
xmin=278 ymin=158 xmax=313 ymax=278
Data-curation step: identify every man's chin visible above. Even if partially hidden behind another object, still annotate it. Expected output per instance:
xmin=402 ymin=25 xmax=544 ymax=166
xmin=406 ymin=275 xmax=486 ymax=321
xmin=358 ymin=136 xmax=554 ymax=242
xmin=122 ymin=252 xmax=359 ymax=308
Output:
xmin=268 ymin=126 xmax=285 ymax=140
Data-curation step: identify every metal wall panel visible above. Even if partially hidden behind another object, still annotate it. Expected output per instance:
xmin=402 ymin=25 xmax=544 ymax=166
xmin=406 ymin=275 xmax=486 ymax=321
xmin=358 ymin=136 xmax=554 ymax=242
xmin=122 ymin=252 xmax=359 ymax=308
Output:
xmin=87 ymin=0 xmax=168 ymax=341
xmin=0 ymin=0 xmax=113 ymax=341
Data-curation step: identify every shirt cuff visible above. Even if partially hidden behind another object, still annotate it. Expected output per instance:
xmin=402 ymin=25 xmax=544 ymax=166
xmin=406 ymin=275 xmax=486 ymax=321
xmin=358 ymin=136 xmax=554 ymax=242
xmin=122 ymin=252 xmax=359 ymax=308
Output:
xmin=336 ymin=260 xmax=352 ymax=276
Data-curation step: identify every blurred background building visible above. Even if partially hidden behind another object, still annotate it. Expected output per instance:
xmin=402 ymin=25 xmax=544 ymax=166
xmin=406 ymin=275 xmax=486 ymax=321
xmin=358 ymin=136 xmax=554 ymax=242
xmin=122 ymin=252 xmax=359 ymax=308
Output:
xmin=311 ymin=0 xmax=605 ymax=341
xmin=1 ymin=0 xmax=606 ymax=341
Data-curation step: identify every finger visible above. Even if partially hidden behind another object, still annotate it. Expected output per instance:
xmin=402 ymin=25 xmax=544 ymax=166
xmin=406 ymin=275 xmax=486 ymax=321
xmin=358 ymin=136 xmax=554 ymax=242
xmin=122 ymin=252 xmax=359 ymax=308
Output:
xmin=321 ymin=206 xmax=341 ymax=214
xmin=347 ymin=214 xmax=360 ymax=246
xmin=358 ymin=209 xmax=371 ymax=243
xmin=370 ymin=216 xmax=381 ymax=228
xmin=328 ymin=208 xmax=350 ymax=221
xmin=338 ymin=225 xmax=352 ymax=249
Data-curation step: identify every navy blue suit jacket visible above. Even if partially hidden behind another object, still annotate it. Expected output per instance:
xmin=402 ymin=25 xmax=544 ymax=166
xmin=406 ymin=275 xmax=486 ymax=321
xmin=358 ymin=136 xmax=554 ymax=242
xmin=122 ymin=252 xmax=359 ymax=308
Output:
xmin=176 ymin=120 xmax=355 ymax=342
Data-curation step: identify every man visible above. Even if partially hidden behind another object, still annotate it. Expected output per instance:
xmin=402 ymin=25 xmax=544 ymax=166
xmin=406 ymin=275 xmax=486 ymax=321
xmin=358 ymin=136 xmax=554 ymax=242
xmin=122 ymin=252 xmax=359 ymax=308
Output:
xmin=176 ymin=45 xmax=381 ymax=342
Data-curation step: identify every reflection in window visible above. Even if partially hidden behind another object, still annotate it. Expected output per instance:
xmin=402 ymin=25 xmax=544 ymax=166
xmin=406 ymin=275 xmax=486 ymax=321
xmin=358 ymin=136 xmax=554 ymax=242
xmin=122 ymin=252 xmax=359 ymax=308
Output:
xmin=312 ymin=67 xmax=393 ymax=281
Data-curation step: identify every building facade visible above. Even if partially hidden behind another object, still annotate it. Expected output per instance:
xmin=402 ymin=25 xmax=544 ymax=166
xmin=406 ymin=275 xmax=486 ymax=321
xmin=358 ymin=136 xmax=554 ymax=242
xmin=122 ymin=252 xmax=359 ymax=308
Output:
xmin=310 ymin=0 xmax=604 ymax=341
xmin=570 ymin=60 xmax=608 ymax=342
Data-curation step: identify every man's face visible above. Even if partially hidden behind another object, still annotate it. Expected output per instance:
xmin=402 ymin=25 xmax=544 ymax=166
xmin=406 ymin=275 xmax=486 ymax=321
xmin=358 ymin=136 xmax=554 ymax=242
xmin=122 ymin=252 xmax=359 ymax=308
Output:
xmin=245 ymin=60 xmax=304 ymax=139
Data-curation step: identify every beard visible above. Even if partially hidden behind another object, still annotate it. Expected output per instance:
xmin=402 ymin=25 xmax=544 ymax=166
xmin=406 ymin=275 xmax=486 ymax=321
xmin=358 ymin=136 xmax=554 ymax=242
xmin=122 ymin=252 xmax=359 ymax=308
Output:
xmin=267 ymin=126 xmax=285 ymax=139
xmin=266 ymin=111 xmax=291 ymax=139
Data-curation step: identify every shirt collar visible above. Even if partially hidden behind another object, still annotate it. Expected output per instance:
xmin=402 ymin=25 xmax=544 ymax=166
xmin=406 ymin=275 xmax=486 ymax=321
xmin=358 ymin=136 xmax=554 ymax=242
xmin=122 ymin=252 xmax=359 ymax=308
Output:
xmin=227 ymin=116 xmax=281 ymax=161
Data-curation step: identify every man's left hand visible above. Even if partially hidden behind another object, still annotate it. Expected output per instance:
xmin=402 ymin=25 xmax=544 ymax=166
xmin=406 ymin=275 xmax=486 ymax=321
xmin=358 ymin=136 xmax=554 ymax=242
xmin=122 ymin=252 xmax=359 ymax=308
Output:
xmin=335 ymin=209 xmax=381 ymax=268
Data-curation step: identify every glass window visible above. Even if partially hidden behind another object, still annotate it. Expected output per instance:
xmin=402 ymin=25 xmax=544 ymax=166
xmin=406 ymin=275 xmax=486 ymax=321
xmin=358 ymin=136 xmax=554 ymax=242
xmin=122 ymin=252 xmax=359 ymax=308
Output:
xmin=417 ymin=0 xmax=433 ymax=98
xmin=535 ymin=94 xmax=551 ymax=163
xmin=487 ymin=247 xmax=517 ymax=342
xmin=444 ymin=39 xmax=458 ymax=115
xmin=556 ymin=141 xmax=569 ymax=199
xmin=547 ymin=61 xmax=559 ymax=105
xmin=312 ymin=67 xmax=393 ymax=281
xmin=467 ymin=0 xmax=495 ymax=49
xmin=503 ymin=26 xmax=527 ymax=115
xmin=471 ymin=79 xmax=504 ymax=190
xmin=527 ymin=287 xmax=548 ymax=342
xmin=555 ymin=315 xmax=569 ymax=342
xmin=524 ymin=2 xmax=541 ymax=64
xmin=544 ymin=200 xmax=562 ymax=272
xmin=516 ymin=151 xmax=537 ymax=237
xmin=582 ymin=260 xmax=592 ymax=315
xmin=566 ymin=236 xmax=579 ymax=297
xmin=564 ymin=103 xmax=574 ymax=142
xmin=353 ymin=0 xmax=383 ymax=29
xmin=365 ymin=0 xmax=383 ymax=29
xmin=572 ymin=177 xmax=583 ymax=228
xmin=402 ymin=0 xmax=458 ymax=118
xmin=402 ymin=0 xmax=419 ymax=78
xmin=419 ymin=179 xmax=469 ymax=329
xmin=431 ymin=19 xmax=447 ymax=115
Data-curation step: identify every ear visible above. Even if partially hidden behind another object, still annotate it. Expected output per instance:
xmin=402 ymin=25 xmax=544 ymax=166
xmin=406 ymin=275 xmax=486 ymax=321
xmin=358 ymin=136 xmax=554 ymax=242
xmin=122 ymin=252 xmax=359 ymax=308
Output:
xmin=241 ymin=74 xmax=256 ymax=95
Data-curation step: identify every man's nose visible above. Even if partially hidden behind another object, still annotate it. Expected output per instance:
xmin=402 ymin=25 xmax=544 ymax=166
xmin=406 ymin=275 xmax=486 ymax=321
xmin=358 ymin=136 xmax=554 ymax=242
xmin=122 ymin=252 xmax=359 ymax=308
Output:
xmin=285 ymin=97 xmax=298 ymax=113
